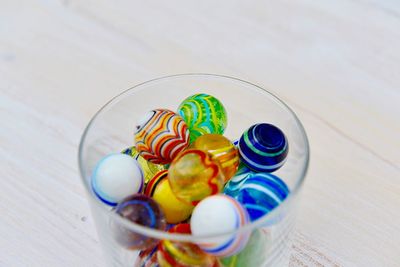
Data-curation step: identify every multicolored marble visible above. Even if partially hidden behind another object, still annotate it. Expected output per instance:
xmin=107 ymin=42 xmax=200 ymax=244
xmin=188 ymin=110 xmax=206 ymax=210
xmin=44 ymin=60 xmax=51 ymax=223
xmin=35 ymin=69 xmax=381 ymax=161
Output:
xmin=220 ymin=229 xmax=271 ymax=267
xmin=190 ymin=194 xmax=250 ymax=257
xmin=145 ymin=170 xmax=194 ymax=224
xmin=113 ymin=194 xmax=166 ymax=250
xmin=91 ymin=154 xmax=144 ymax=207
xmin=157 ymin=224 xmax=216 ymax=267
xmin=135 ymin=109 xmax=190 ymax=164
xmin=178 ymin=94 xmax=227 ymax=142
xmin=168 ymin=149 xmax=225 ymax=206
xmin=238 ymin=123 xmax=288 ymax=172
xmin=191 ymin=134 xmax=239 ymax=182
xmin=122 ymin=146 xmax=166 ymax=184
xmin=224 ymin=172 xmax=290 ymax=221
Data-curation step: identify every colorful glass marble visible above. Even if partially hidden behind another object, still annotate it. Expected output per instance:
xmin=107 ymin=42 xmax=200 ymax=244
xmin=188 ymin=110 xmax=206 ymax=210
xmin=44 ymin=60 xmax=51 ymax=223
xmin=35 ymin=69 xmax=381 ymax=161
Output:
xmin=145 ymin=170 xmax=194 ymax=224
xmin=178 ymin=94 xmax=227 ymax=142
xmin=113 ymin=194 xmax=166 ymax=250
xmin=238 ymin=123 xmax=288 ymax=172
xmin=220 ymin=229 xmax=271 ymax=267
xmin=122 ymin=146 xmax=166 ymax=184
xmin=91 ymin=154 xmax=144 ymax=207
xmin=224 ymin=172 xmax=289 ymax=221
xmin=135 ymin=109 xmax=190 ymax=164
xmin=191 ymin=134 xmax=239 ymax=182
xmin=157 ymin=224 xmax=217 ymax=267
xmin=168 ymin=149 xmax=225 ymax=206
xmin=190 ymin=194 xmax=250 ymax=257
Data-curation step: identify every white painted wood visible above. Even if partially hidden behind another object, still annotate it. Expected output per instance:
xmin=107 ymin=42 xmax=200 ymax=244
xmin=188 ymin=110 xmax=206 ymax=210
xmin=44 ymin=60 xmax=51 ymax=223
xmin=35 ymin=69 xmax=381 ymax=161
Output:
xmin=1 ymin=0 xmax=399 ymax=266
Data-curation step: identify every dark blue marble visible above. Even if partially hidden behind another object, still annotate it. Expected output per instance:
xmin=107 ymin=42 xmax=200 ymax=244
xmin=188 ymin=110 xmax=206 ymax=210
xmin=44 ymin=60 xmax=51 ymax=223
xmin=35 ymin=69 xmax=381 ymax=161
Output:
xmin=238 ymin=123 xmax=288 ymax=172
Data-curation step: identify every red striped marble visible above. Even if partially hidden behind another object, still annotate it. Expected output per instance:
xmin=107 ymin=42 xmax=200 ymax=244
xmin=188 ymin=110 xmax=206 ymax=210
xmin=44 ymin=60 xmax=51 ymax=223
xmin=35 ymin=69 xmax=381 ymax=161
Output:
xmin=135 ymin=109 xmax=190 ymax=164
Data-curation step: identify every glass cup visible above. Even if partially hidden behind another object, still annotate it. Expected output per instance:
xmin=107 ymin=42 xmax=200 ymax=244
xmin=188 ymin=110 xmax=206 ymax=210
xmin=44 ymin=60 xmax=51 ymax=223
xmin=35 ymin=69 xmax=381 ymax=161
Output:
xmin=78 ymin=74 xmax=309 ymax=267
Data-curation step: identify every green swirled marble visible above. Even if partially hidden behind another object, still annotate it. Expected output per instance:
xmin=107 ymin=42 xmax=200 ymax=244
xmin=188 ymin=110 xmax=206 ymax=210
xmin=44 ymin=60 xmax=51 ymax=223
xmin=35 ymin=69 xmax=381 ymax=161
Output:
xmin=178 ymin=93 xmax=227 ymax=142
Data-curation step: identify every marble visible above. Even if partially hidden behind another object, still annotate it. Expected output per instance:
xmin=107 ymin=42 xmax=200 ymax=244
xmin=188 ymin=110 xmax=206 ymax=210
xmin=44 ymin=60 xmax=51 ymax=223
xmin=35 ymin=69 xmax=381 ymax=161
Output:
xmin=145 ymin=170 xmax=194 ymax=224
xmin=112 ymin=194 xmax=166 ymax=250
xmin=238 ymin=123 xmax=288 ymax=172
xmin=135 ymin=109 xmax=190 ymax=164
xmin=191 ymin=134 xmax=239 ymax=182
xmin=190 ymin=195 xmax=250 ymax=257
xmin=178 ymin=94 xmax=227 ymax=143
xmin=168 ymin=149 xmax=224 ymax=205
xmin=91 ymin=153 xmax=144 ymax=206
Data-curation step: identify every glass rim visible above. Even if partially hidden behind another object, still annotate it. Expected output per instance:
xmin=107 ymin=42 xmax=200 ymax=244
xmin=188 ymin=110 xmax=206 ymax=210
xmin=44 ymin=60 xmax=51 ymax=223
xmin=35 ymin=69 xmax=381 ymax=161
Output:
xmin=78 ymin=73 xmax=310 ymax=242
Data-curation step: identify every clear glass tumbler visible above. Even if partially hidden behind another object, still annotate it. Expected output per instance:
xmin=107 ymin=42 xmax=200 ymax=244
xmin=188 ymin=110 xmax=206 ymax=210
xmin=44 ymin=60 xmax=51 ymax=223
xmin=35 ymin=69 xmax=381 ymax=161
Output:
xmin=78 ymin=74 xmax=309 ymax=267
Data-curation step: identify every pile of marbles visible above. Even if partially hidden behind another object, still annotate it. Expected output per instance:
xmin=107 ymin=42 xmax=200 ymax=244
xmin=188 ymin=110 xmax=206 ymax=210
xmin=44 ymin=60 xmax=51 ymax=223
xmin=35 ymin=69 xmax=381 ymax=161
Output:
xmin=91 ymin=93 xmax=290 ymax=267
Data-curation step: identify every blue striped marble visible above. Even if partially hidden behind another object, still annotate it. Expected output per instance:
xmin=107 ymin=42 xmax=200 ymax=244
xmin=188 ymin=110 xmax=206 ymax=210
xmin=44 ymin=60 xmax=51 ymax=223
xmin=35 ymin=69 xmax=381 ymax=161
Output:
xmin=224 ymin=171 xmax=290 ymax=221
xmin=238 ymin=123 xmax=288 ymax=172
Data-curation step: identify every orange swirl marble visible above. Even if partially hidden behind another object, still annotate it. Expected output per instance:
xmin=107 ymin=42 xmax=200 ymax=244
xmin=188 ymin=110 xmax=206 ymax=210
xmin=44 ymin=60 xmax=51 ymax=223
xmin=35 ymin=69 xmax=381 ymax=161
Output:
xmin=168 ymin=149 xmax=225 ymax=206
xmin=135 ymin=109 xmax=190 ymax=164
xmin=191 ymin=134 xmax=239 ymax=182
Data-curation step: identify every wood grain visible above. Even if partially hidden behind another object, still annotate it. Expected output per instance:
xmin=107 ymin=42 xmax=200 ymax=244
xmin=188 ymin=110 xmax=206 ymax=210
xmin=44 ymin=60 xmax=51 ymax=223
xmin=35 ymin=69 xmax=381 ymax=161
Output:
xmin=1 ymin=0 xmax=399 ymax=266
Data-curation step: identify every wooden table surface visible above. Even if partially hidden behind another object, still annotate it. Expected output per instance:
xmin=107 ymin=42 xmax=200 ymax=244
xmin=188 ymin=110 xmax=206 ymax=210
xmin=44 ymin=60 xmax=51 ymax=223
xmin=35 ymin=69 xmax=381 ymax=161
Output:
xmin=1 ymin=1 xmax=400 ymax=266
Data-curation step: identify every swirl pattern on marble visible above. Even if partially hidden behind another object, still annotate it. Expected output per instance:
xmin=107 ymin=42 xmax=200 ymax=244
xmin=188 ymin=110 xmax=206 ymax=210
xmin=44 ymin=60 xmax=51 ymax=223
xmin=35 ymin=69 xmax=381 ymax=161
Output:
xmin=135 ymin=109 xmax=189 ymax=164
xmin=238 ymin=123 xmax=288 ymax=172
xmin=168 ymin=149 xmax=224 ymax=206
xmin=178 ymin=94 xmax=227 ymax=142
xmin=224 ymin=172 xmax=290 ymax=221
xmin=191 ymin=134 xmax=239 ymax=182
